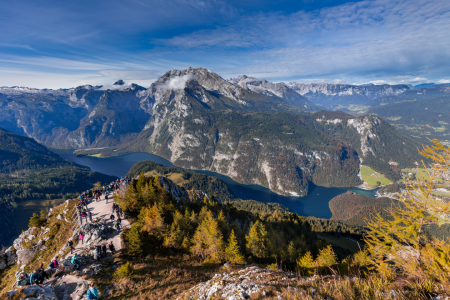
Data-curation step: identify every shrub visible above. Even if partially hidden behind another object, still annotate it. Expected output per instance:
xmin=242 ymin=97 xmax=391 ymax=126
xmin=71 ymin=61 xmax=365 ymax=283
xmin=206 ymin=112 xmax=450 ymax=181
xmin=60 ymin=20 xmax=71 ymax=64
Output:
xmin=114 ymin=262 xmax=134 ymax=278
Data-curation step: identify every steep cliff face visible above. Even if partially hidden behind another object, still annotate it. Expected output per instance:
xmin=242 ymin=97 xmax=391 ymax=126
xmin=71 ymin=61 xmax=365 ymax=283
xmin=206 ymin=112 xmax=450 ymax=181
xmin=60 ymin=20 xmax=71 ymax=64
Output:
xmin=138 ymin=110 xmax=362 ymax=196
xmin=308 ymin=111 xmax=426 ymax=180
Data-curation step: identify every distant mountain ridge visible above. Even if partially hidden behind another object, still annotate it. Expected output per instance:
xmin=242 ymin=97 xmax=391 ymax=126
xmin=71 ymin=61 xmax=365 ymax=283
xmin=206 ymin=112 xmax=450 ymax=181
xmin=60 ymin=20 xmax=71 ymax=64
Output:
xmin=287 ymin=82 xmax=413 ymax=108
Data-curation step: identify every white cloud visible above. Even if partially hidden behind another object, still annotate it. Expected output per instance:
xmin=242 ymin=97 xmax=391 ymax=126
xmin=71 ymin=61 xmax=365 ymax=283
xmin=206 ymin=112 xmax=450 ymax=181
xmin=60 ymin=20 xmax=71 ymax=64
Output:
xmin=156 ymin=74 xmax=194 ymax=90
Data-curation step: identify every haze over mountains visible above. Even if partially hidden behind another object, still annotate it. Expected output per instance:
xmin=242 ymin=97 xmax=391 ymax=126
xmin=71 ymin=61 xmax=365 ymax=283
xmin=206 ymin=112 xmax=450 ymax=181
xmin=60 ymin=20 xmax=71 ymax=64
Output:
xmin=0 ymin=67 xmax=434 ymax=197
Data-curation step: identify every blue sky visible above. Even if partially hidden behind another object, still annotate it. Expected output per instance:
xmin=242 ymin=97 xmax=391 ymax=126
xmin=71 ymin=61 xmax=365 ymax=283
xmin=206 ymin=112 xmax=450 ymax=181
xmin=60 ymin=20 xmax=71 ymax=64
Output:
xmin=1 ymin=0 xmax=449 ymax=88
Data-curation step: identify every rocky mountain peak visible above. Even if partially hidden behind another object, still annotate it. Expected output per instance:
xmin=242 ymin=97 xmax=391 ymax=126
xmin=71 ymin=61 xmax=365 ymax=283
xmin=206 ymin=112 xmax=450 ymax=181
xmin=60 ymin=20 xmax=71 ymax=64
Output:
xmin=113 ymin=80 xmax=125 ymax=85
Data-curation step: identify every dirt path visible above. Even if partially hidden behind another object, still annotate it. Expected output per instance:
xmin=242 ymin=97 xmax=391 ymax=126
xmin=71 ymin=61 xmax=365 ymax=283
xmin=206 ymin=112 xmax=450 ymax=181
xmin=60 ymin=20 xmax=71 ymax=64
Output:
xmin=69 ymin=192 xmax=130 ymax=256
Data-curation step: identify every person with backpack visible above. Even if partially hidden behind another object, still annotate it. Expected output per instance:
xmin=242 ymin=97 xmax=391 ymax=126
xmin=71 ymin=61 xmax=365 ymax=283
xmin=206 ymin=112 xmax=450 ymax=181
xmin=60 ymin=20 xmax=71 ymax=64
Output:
xmin=88 ymin=211 xmax=92 ymax=222
xmin=110 ymin=213 xmax=115 ymax=223
xmin=68 ymin=240 xmax=74 ymax=254
xmin=71 ymin=254 xmax=81 ymax=270
xmin=80 ymin=232 xmax=85 ymax=244
xmin=51 ymin=256 xmax=59 ymax=271
xmin=30 ymin=270 xmax=43 ymax=285
xmin=109 ymin=241 xmax=115 ymax=254
xmin=86 ymin=282 xmax=100 ymax=300
xmin=37 ymin=263 xmax=49 ymax=280
xmin=114 ymin=220 xmax=120 ymax=232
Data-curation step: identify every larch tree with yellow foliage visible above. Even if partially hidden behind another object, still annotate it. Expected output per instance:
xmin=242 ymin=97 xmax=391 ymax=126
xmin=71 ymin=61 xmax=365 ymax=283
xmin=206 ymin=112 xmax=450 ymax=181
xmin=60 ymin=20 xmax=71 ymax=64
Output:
xmin=363 ymin=140 xmax=450 ymax=287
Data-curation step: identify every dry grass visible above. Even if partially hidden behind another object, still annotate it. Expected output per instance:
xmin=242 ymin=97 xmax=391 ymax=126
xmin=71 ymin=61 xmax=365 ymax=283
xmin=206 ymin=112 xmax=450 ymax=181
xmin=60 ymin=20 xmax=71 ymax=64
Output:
xmin=93 ymin=253 xmax=241 ymax=300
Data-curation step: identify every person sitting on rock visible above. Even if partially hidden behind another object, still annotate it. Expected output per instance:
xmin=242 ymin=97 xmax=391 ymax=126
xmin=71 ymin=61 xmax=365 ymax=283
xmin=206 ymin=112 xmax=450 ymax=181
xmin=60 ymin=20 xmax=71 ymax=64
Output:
xmin=37 ymin=263 xmax=49 ymax=280
xmin=30 ymin=270 xmax=43 ymax=285
xmin=71 ymin=254 xmax=81 ymax=270
xmin=17 ymin=272 xmax=29 ymax=287
xmin=86 ymin=282 xmax=100 ymax=300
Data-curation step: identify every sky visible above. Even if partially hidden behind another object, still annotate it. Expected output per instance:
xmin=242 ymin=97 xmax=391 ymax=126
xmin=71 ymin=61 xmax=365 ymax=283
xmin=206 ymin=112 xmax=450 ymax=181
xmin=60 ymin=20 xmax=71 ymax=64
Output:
xmin=1 ymin=0 xmax=449 ymax=88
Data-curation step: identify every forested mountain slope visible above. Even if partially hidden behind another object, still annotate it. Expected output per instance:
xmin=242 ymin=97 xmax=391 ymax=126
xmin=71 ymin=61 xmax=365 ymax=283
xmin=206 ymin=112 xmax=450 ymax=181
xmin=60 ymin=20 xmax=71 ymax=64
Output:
xmin=0 ymin=127 xmax=115 ymax=243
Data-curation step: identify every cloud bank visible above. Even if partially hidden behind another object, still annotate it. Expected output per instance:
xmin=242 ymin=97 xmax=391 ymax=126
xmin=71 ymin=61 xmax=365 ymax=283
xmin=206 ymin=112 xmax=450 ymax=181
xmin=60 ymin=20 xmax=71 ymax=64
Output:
xmin=157 ymin=74 xmax=194 ymax=90
xmin=0 ymin=0 xmax=449 ymax=87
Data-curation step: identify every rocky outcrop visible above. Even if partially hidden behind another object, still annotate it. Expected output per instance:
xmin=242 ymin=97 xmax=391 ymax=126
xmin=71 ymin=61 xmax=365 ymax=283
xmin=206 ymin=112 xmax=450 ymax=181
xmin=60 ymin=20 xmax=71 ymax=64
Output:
xmin=0 ymin=247 xmax=16 ymax=270
xmin=8 ymin=285 xmax=58 ymax=300
xmin=178 ymin=266 xmax=301 ymax=300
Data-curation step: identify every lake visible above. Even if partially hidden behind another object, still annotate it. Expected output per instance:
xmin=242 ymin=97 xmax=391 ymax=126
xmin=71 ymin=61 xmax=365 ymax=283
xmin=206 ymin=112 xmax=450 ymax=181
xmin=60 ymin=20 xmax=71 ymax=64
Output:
xmin=53 ymin=150 xmax=376 ymax=219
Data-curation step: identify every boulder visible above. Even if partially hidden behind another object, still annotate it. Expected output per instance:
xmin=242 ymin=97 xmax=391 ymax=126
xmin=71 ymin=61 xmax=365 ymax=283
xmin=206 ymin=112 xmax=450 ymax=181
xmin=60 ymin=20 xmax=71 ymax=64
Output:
xmin=21 ymin=285 xmax=57 ymax=300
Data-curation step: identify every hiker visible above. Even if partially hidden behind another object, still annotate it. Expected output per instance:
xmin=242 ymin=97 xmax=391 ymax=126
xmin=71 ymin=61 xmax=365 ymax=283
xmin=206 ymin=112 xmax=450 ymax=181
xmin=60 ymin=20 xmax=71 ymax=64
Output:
xmin=96 ymin=244 xmax=102 ymax=258
xmin=68 ymin=240 xmax=74 ymax=254
xmin=71 ymin=254 xmax=81 ymax=270
xmin=51 ymin=256 xmax=60 ymax=271
xmin=80 ymin=232 xmax=85 ymax=244
xmin=92 ymin=247 xmax=99 ymax=262
xmin=88 ymin=211 xmax=93 ymax=222
xmin=86 ymin=282 xmax=100 ymax=300
xmin=117 ymin=214 xmax=122 ymax=226
xmin=101 ymin=244 xmax=107 ymax=257
xmin=17 ymin=272 xmax=29 ymax=287
xmin=30 ymin=270 xmax=43 ymax=285
xmin=110 ymin=213 xmax=115 ymax=223
xmin=114 ymin=220 xmax=120 ymax=232
xmin=111 ymin=203 xmax=115 ymax=214
xmin=109 ymin=241 xmax=115 ymax=254
xmin=37 ymin=263 xmax=49 ymax=280
xmin=105 ymin=191 xmax=109 ymax=203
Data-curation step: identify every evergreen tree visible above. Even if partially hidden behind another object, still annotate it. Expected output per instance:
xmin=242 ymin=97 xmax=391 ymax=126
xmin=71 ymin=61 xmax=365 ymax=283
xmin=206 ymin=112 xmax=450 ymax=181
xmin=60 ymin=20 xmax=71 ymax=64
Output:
xmin=128 ymin=223 xmax=144 ymax=256
xmin=225 ymin=230 xmax=245 ymax=264
xmin=245 ymin=220 xmax=270 ymax=258
xmin=163 ymin=223 xmax=183 ymax=248
xmin=217 ymin=210 xmax=228 ymax=237
xmin=287 ymin=241 xmax=298 ymax=262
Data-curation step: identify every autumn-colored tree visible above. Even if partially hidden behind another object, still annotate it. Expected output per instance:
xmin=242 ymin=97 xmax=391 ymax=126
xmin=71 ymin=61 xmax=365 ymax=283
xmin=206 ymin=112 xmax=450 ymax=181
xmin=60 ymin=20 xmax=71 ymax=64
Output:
xmin=298 ymin=251 xmax=315 ymax=275
xmin=29 ymin=210 xmax=47 ymax=228
xmin=191 ymin=211 xmax=224 ymax=263
xmin=245 ymin=220 xmax=270 ymax=258
xmin=225 ymin=230 xmax=245 ymax=264
xmin=363 ymin=140 xmax=450 ymax=284
xmin=316 ymin=245 xmax=337 ymax=268
xmin=140 ymin=203 xmax=166 ymax=239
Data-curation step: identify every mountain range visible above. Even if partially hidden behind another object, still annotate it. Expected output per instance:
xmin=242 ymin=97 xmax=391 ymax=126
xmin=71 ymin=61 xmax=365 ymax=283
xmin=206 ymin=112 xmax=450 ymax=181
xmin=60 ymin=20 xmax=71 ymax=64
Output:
xmin=0 ymin=68 xmax=433 ymax=196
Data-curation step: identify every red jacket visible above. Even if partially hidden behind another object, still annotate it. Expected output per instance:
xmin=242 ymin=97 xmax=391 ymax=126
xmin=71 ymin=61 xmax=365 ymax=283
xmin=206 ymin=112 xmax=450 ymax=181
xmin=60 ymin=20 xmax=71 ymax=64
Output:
xmin=52 ymin=259 xmax=59 ymax=269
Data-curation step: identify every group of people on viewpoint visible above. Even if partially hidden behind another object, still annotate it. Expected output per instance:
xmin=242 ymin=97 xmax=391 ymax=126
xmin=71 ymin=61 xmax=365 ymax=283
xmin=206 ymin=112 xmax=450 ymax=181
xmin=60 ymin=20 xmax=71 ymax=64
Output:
xmin=15 ymin=176 xmax=132 ymax=299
